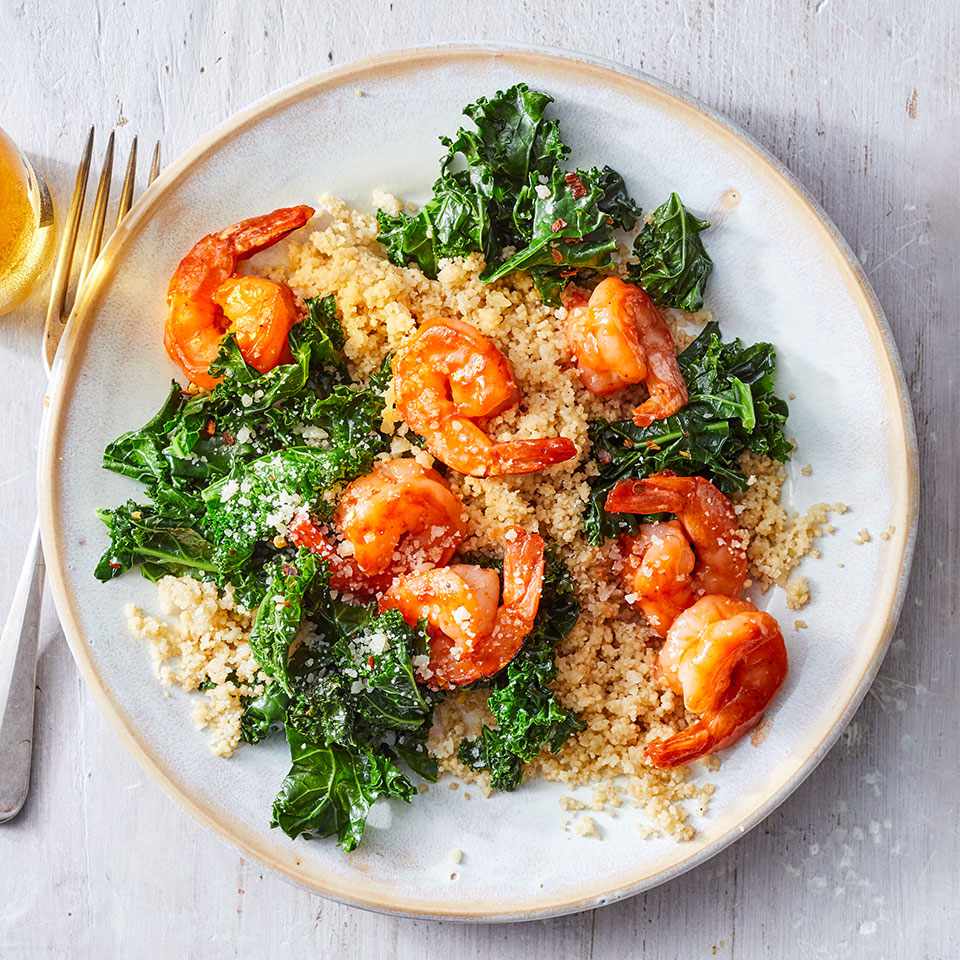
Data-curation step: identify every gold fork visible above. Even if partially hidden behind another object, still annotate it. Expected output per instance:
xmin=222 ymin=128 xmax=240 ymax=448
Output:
xmin=0 ymin=130 xmax=160 ymax=823
xmin=42 ymin=129 xmax=161 ymax=369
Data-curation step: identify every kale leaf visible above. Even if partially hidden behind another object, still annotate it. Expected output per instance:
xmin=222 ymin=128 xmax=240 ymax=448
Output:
xmin=584 ymin=321 xmax=792 ymax=544
xmin=627 ymin=192 xmax=713 ymax=310
xmin=97 ymin=300 xmax=390 ymax=597
xmin=240 ymin=682 xmax=290 ymax=744
xmin=376 ymin=83 xmax=639 ymax=304
xmin=267 ymin=593 xmax=435 ymax=850
xmin=287 ymin=602 xmax=433 ymax=745
xmin=458 ymin=552 xmax=582 ymax=791
xmin=247 ymin=551 xmax=319 ymax=692
xmin=94 ymin=501 xmax=218 ymax=582
xmin=270 ymin=728 xmax=414 ymax=851
xmin=482 ymin=165 xmax=639 ymax=302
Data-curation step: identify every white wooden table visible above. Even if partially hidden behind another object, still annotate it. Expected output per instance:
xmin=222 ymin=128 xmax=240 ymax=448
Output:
xmin=1 ymin=2 xmax=956 ymax=957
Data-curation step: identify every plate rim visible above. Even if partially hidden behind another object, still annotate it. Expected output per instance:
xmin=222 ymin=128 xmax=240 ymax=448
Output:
xmin=37 ymin=42 xmax=920 ymax=922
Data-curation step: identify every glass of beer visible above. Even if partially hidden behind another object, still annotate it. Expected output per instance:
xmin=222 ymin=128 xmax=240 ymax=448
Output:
xmin=0 ymin=127 xmax=55 ymax=315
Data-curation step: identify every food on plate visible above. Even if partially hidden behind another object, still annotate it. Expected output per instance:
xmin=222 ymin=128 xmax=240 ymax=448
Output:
xmin=564 ymin=276 xmax=688 ymax=425
xmin=287 ymin=458 xmax=468 ymax=598
xmin=644 ymin=596 xmax=788 ymax=768
xmin=395 ymin=315 xmax=577 ymax=476
xmin=165 ymin=205 xmax=314 ymax=388
xmin=381 ymin=526 xmax=545 ymax=689
xmin=605 ymin=473 xmax=748 ymax=636
xmin=103 ymin=83 xmax=839 ymax=851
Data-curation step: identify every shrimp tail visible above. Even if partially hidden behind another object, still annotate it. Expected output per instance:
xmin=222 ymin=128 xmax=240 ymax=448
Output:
xmin=222 ymin=205 xmax=315 ymax=260
xmin=500 ymin=527 xmax=546 ymax=618
xmin=489 ymin=438 xmax=578 ymax=476
xmin=604 ymin=477 xmax=686 ymax=515
xmin=644 ymin=723 xmax=715 ymax=768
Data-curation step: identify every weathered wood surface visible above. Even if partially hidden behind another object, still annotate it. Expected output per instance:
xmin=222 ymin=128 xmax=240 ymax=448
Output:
xmin=0 ymin=1 xmax=956 ymax=956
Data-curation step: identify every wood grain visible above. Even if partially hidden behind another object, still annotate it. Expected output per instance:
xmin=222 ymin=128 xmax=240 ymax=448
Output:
xmin=0 ymin=1 xmax=956 ymax=957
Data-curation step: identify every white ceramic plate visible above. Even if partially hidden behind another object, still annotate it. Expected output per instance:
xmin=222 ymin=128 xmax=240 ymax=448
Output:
xmin=38 ymin=46 xmax=918 ymax=920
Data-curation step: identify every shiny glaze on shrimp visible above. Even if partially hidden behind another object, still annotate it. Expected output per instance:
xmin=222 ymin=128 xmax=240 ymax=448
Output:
xmin=288 ymin=458 xmax=468 ymax=597
xmin=606 ymin=473 xmax=748 ymax=635
xmin=394 ymin=315 xmax=577 ymax=477
xmin=379 ymin=527 xmax=545 ymax=689
xmin=645 ymin=595 xmax=788 ymax=767
xmin=165 ymin=205 xmax=314 ymax=389
xmin=564 ymin=277 xmax=687 ymax=426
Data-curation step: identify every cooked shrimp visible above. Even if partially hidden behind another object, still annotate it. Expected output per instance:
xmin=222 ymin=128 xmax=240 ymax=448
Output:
xmin=288 ymin=458 xmax=468 ymax=597
xmin=394 ymin=316 xmax=577 ymax=477
xmin=619 ymin=521 xmax=697 ymax=635
xmin=379 ymin=527 xmax=545 ymax=689
xmin=564 ymin=276 xmax=687 ymax=426
xmin=606 ymin=473 xmax=748 ymax=635
xmin=645 ymin=595 xmax=788 ymax=767
xmin=165 ymin=205 xmax=314 ymax=389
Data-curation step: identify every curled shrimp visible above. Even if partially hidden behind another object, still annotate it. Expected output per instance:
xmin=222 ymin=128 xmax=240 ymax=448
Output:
xmin=288 ymin=458 xmax=468 ymax=597
xmin=394 ymin=316 xmax=577 ymax=477
xmin=645 ymin=595 xmax=788 ymax=767
xmin=605 ymin=472 xmax=748 ymax=635
xmin=379 ymin=527 xmax=545 ymax=689
xmin=165 ymin=205 xmax=314 ymax=389
xmin=564 ymin=276 xmax=687 ymax=427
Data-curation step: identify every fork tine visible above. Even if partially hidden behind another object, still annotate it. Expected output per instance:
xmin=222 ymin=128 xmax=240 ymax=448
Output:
xmin=76 ymin=130 xmax=114 ymax=292
xmin=148 ymin=141 xmax=161 ymax=185
xmin=116 ymin=136 xmax=138 ymax=225
xmin=44 ymin=127 xmax=94 ymax=333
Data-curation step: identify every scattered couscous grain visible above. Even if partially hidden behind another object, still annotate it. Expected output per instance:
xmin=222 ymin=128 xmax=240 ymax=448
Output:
xmin=125 ymin=577 xmax=265 ymax=757
xmin=879 ymin=525 xmax=896 ymax=541
xmin=794 ymin=619 xmax=809 ymax=630
xmin=855 ymin=528 xmax=872 ymax=544
xmin=733 ymin=454 xmax=842 ymax=589
xmin=785 ymin=575 xmax=811 ymax=611
xmin=573 ymin=816 xmax=601 ymax=838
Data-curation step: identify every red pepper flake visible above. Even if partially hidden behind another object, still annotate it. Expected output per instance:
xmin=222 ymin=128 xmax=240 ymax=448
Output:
xmin=559 ymin=268 xmax=578 ymax=278
xmin=221 ymin=431 xmax=236 ymax=446
xmin=109 ymin=561 xmax=122 ymax=570
xmin=564 ymin=172 xmax=587 ymax=198
xmin=368 ymin=656 xmax=376 ymax=669
xmin=550 ymin=246 xmax=564 ymax=264
xmin=205 ymin=418 xmax=216 ymax=436
xmin=563 ymin=237 xmax=581 ymax=245
xmin=645 ymin=441 xmax=662 ymax=451
xmin=551 ymin=217 xmax=568 ymax=232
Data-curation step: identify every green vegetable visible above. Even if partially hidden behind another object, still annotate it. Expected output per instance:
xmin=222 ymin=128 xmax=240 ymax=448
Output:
xmin=627 ymin=192 xmax=713 ymax=311
xmin=248 ymin=552 xmax=319 ymax=692
xmin=458 ymin=553 xmax=582 ymax=790
xmin=584 ymin=321 xmax=792 ymax=543
xmin=94 ymin=501 xmax=218 ymax=582
xmin=271 ymin=598 xmax=436 ymax=850
xmin=96 ymin=298 xmax=389 ymax=599
xmin=377 ymin=83 xmax=639 ymax=304
xmin=240 ymin=683 xmax=290 ymax=744
xmin=270 ymin=728 xmax=414 ymax=851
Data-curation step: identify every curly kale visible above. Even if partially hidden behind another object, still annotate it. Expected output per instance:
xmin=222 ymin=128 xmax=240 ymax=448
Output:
xmin=458 ymin=553 xmax=582 ymax=791
xmin=376 ymin=83 xmax=640 ymax=304
xmin=584 ymin=321 xmax=792 ymax=543
xmin=627 ymin=192 xmax=713 ymax=311
xmin=95 ymin=297 xmax=389 ymax=603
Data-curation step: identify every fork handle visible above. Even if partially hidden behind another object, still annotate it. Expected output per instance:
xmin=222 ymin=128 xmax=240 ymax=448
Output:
xmin=0 ymin=522 xmax=44 ymax=822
